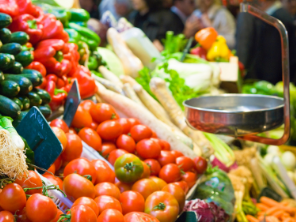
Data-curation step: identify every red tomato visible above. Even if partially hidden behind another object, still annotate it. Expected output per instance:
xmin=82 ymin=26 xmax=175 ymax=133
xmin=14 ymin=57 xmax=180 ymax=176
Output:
xmin=171 ymin=181 xmax=189 ymax=195
xmin=100 ymin=142 xmax=116 ymax=158
xmin=80 ymin=100 xmax=95 ymax=112
xmin=63 ymin=174 xmax=95 ymax=201
xmin=128 ymin=118 xmax=141 ymax=127
xmin=94 ymin=195 xmax=122 ymax=213
xmin=162 ymin=184 xmax=185 ymax=212
xmin=51 ymin=127 xmax=67 ymax=151
xmin=97 ymin=209 xmax=124 ymax=222
xmin=151 ymin=131 xmax=158 ymax=138
xmin=69 ymin=128 xmax=77 ymax=134
xmin=69 ymin=205 xmax=97 ymax=222
xmin=116 ymin=182 xmax=132 ymax=193
xmin=44 ymin=164 xmax=55 ymax=176
xmin=176 ymin=156 xmax=194 ymax=172
xmin=130 ymin=125 xmax=152 ymax=142
xmin=136 ymin=139 xmax=161 ymax=159
xmin=26 ymin=194 xmax=57 ymax=222
xmin=193 ymin=156 xmax=208 ymax=174
xmin=51 ymin=209 xmax=63 ymax=222
xmin=132 ymin=179 xmax=158 ymax=200
xmin=94 ymin=182 xmax=121 ymax=200
xmin=149 ymin=177 xmax=167 ymax=191
xmin=170 ymin=150 xmax=184 ymax=159
xmin=90 ymin=103 xmax=119 ymax=123
xmin=15 ymin=207 xmax=31 ymax=222
xmin=108 ymin=149 xmax=128 ymax=166
xmin=144 ymin=159 xmax=161 ymax=176
xmin=158 ymin=140 xmax=170 ymax=150
xmin=140 ymin=161 xmax=151 ymax=179
xmin=159 ymin=164 xmax=182 ymax=183
xmin=0 ymin=211 xmax=14 ymax=222
xmin=124 ymin=212 xmax=160 ymax=222
xmin=90 ymin=122 xmax=99 ymax=131
xmin=15 ymin=171 xmax=43 ymax=195
xmin=0 ymin=183 xmax=26 ymax=213
xmin=120 ymin=191 xmax=145 ymax=215
xmin=91 ymin=160 xmax=115 ymax=184
xmin=61 ymin=133 xmax=83 ymax=162
xmin=72 ymin=106 xmax=93 ymax=128
xmin=50 ymin=119 xmax=69 ymax=133
xmin=43 ymin=175 xmax=63 ymax=190
xmin=182 ymin=172 xmax=197 ymax=188
xmin=97 ymin=120 xmax=123 ymax=141
xmin=116 ymin=118 xmax=132 ymax=134
xmin=116 ymin=135 xmax=136 ymax=153
xmin=54 ymin=156 xmax=62 ymax=171
xmin=72 ymin=197 xmax=100 ymax=216
xmin=78 ymin=127 xmax=102 ymax=151
xmin=64 ymin=158 xmax=97 ymax=184
xmin=157 ymin=151 xmax=176 ymax=167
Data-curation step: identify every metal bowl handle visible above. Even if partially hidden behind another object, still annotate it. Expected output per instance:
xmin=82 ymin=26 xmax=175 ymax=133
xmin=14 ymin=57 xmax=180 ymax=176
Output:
xmin=237 ymin=3 xmax=290 ymax=145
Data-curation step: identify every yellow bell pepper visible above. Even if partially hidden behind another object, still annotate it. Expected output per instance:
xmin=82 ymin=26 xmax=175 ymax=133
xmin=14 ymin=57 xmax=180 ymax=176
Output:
xmin=206 ymin=36 xmax=230 ymax=61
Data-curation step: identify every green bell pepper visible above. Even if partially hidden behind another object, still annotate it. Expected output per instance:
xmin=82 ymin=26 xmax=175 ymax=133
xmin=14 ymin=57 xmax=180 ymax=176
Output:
xmin=69 ymin=8 xmax=90 ymax=22
xmin=67 ymin=23 xmax=100 ymax=46
xmin=70 ymin=21 xmax=87 ymax=27
xmin=80 ymin=35 xmax=98 ymax=51
xmin=65 ymin=28 xmax=81 ymax=44
xmin=88 ymin=55 xmax=99 ymax=70
xmin=36 ymin=3 xmax=71 ymax=26
xmin=253 ymin=81 xmax=276 ymax=95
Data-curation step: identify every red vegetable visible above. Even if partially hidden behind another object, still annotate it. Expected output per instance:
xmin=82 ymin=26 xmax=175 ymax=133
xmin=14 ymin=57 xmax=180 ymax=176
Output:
xmin=0 ymin=0 xmax=19 ymax=18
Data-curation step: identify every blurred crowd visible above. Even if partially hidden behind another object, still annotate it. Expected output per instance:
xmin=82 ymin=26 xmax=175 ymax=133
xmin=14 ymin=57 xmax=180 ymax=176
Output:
xmin=83 ymin=0 xmax=296 ymax=84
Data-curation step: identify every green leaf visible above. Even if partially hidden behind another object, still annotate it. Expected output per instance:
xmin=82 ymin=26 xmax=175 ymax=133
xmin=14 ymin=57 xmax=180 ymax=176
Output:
xmin=136 ymin=67 xmax=158 ymax=101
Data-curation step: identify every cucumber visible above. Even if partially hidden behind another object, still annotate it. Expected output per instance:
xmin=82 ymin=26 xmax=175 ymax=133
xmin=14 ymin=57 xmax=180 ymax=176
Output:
xmin=18 ymin=73 xmax=42 ymax=87
xmin=13 ymin=110 xmax=29 ymax=128
xmin=0 ymin=53 xmax=15 ymax=70
xmin=18 ymin=96 xmax=30 ymax=110
xmin=4 ymin=74 xmax=33 ymax=95
xmin=0 ymin=43 xmax=22 ymax=55
xmin=0 ymin=72 xmax=4 ymax=82
xmin=10 ymin=32 xmax=29 ymax=45
xmin=13 ymin=97 xmax=23 ymax=110
xmin=38 ymin=105 xmax=52 ymax=118
xmin=22 ymin=69 xmax=43 ymax=78
xmin=15 ymin=51 xmax=33 ymax=67
xmin=34 ymin=88 xmax=51 ymax=105
xmin=0 ymin=28 xmax=11 ymax=44
xmin=0 ymin=13 xmax=12 ymax=29
xmin=27 ymin=91 xmax=42 ymax=107
xmin=7 ymin=61 xmax=23 ymax=74
xmin=0 ymin=95 xmax=21 ymax=118
xmin=0 ymin=80 xmax=20 ymax=97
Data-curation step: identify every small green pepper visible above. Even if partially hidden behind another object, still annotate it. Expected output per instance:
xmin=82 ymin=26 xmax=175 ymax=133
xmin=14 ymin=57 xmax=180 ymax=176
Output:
xmin=68 ymin=23 xmax=100 ymax=46
xmin=88 ymin=56 xmax=99 ymax=70
xmin=69 ymin=8 xmax=90 ymax=22
xmin=65 ymin=28 xmax=81 ymax=44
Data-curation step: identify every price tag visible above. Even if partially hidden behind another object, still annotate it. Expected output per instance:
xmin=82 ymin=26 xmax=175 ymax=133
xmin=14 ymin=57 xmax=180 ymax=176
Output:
xmin=63 ymin=79 xmax=81 ymax=127
xmin=175 ymin=212 xmax=197 ymax=222
xmin=16 ymin=107 xmax=63 ymax=174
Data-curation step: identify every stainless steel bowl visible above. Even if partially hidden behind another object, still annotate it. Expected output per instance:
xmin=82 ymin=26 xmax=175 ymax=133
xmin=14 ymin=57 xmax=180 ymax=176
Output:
xmin=184 ymin=94 xmax=284 ymax=136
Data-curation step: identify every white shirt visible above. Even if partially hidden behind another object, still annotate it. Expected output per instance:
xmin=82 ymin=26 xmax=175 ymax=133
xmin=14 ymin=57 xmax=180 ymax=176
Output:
xmin=265 ymin=1 xmax=282 ymax=15
xmin=171 ymin=6 xmax=188 ymax=24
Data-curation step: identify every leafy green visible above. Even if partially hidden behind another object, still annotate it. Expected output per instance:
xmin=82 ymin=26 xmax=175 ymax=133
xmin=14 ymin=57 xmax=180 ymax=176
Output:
xmin=135 ymin=67 xmax=158 ymax=101
xmin=161 ymin=32 xmax=188 ymax=58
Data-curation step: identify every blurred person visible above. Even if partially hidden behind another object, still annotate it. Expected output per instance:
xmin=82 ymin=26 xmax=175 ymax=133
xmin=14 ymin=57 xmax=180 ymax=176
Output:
xmin=163 ymin=0 xmax=173 ymax=8
xmin=282 ymin=0 xmax=296 ymax=25
xmin=99 ymin=0 xmax=132 ymax=20
xmin=236 ymin=0 xmax=296 ymax=84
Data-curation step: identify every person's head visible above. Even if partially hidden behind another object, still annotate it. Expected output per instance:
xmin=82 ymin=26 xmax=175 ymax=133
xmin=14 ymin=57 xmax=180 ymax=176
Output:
xmin=79 ymin=0 xmax=94 ymax=12
xmin=115 ymin=0 xmax=133 ymax=17
xmin=131 ymin=0 xmax=163 ymax=13
xmin=282 ymin=0 xmax=296 ymax=16
xmin=173 ymin=0 xmax=195 ymax=16
xmin=196 ymin=0 xmax=214 ymax=12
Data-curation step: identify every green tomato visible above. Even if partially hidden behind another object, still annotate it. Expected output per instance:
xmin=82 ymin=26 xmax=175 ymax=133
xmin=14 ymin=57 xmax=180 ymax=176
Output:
xmin=114 ymin=153 xmax=144 ymax=184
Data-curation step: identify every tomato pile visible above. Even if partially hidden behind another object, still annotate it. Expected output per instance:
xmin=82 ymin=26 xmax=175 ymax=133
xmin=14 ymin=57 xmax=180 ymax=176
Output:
xmin=0 ymin=100 xmax=208 ymax=222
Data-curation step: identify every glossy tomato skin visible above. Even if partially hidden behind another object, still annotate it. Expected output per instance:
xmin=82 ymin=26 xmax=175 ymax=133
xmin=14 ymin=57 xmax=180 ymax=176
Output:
xmin=15 ymin=171 xmax=43 ymax=195
xmin=94 ymin=182 xmax=121 ymax=200
xmin=116 ymin=182 xmax=132 ymax=193
xmin=124 ymin=212 xmax=160 ymax=222
xmin=128 ymin=118 xmax=141 ymax=127
xmin=115 ymin=154 xmax=144 ymax=184
xmin=50 ymin=119 xmax=69 ymax=133
xmin=51 ymin=209 xmax=63 ymax=222
xmin=170 ymin=150 xmax=184 ymax=159
xmin=140 ymin=161 xmax=151 ymax=179
xmin=89 ymin=121 xmax=98 ymax=131
xmin=176 ymin=156 xmax=194 ymax=172
xmin=78 ymin=127 xmax=102 ymax=151
xmin=132 ymin=179 xmax=158 ymax=200
xmin=63 ymin=174 xmax=95 ymax=201
xmin=149 ymin=177 xmax=167 ymax=191
xmin=193 ymin=156 xmax=208 ymax=174
xmin=43 ymin=175 xmax=63 ymax=190
xmin=15 ymin=207 xmax=31 ymax=222
xmin=26 ymin=194 xmax=57 ymax=222
xmin=171 ymin=181 xmax=189 ymax=195
xmin=94 ymin=195 xmax=122 ymax=213
xmin=0 ymin=211 xmax=14 ymax=222
xmin=108 ymin=149 xmax=128 ymax=166
xmin=54 ymin=156 xmax=62 ymax=171
xmin=80 ymin=100 xmax=95 ymax=112
xmin=97 ymin=120 xmax=122 ymax=141
xmin=159 ymin=140 xmax=170 ymax=151
xmin=44 ymin=164 xmax=55 ymax=176
xmin=0 ymin=183 xmax=26 ymax=213
xmin=130 ymin=125 xmax=152 ymax=142
xmin=69 ymin=205 xmax=97 ymax=222
xmin=117 ymin=118 xmax=132 ymax=134
xmin=162 ymin=184 xmax=185 ymax=212
xmin=51 ymin=127 xmax=67 ymax=151
xmin=159 ymin=164 xmax=182 ymax=183
xmin=119 ymin=191 xmax=145 ymax=215
xmin=90 ymin=103 xmax=118 ymax=124
xmin=91 ymin=160 xmax=115 ymax=184
xmin=100 ymin=142 xmax=116 ymax=158
xmin=144 ymin=159 xmax=161 ymax=176
xmin=97 ymin=209 xmax=124 ymax=222
xmin=64 ymin=158 xmax=97 ymax=184
xmin=72 ymin=106 xmax=93 ymax=128
xmin=182 ymin=172 xmax=197 ymax=188
xmin=157 ymin=151 xmax=176 ymax=167
xmin=116 ymin=135 xmax=136 ymax=153
xmin=136 ymin=139 xmax=161 ymax=159
xmin=61 ymin=133 xmax=83 ymax=162
xmin=145 ymin=191 xmax=179 ymax=222
xmin=72 ymin=197 xmax=100 ymax=216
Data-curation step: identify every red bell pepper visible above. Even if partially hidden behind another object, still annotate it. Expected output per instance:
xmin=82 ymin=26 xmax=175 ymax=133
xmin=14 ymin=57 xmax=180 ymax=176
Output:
xmin=0 ymin=0 xmax=19 ymax=18
xmin=38 ymin=14 xmax=64 ymax=41
xmin=26 ymin=61 xmax=46 ymax=77
xmin=34 ymin=39 xmax=72 ymax=77
xmin=16 ymin=0 xmax=42 ymax=18
xmin=9 ymin=14 xmax=43 ymax=45
xmin=190 ymin=46 xmax=207 ymax=60
xmin=45 ymin=75 xmax=67 ymax=111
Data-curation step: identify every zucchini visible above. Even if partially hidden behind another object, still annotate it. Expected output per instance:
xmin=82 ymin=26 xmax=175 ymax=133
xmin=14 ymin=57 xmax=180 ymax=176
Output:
xmin=34 ymin=88 xmax=51 ymax=105
xmin=0 ymin=95 xmax=21 ymax=118
xmin=18 ymin=96 xmax=30 ymax=110
xmin=0 ymin=72 xmax=4 ymax=82
xmin=27 ymin=91 xmax=42 ymax=107
xmin=10 ymin=32 xmax=29 ymax=45
xmin=0 ymin=80 xmax=20 ymax=97
xmin=38 ymin=105 xmax=52 ymax=118
xmin=0 ymin=43 xmax=22 ymax=55
xmin=15 ymin=51 xmax=33 ymax=67
xmin=0 ymin=53 xmax=15 ymax=70
xmin=18 ymin=73 xmax=42 ymax=87
xmin=13 ymin=97 xmax=23 ymax=110
xmin=12 ymin=110 xmax=29 ymax=128
xmin=7 ymin=61 xmax=23 ymax=74
xmin=4 ymin=74 xmax=33 ymax=95
xmin=0 ymin=28 xmax=11 ymax=44
xmin=0 ymin=13 xmax=12 ymax=29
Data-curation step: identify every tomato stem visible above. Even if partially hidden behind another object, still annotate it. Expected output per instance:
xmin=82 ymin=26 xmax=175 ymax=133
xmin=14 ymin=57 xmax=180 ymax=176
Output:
xmin=153 ymin=202 xmax=166 ymax=211
xmin=83 ymin=175 xmax=93 ymax=182
xmin=124 ymin=162 xmax=135 ymax=171
xmin=57 ymin=210 xmax=71 ymax=222
xmin=23 ymin=181 xmax=66 ymax=198
xmin=0 ymin=177 xmax=14 ymax=189
xmin=111 ymin=113 xmax=117 ymax=120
